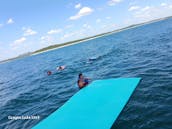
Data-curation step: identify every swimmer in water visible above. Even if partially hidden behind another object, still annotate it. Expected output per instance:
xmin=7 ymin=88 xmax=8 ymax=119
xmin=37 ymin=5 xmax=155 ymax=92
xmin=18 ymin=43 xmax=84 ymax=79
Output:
xmin=77 ymin=73 xmax=91 ymax=89
xmin=47 ymin=71 xmax=52 ymax=75
xmin=57 ymin=66 xmax=65 ymax=71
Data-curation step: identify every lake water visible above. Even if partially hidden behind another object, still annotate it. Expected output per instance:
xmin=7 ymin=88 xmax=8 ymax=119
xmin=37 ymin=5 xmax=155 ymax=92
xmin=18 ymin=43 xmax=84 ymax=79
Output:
xmin=0 ymin=18 xmax=172 ymax=129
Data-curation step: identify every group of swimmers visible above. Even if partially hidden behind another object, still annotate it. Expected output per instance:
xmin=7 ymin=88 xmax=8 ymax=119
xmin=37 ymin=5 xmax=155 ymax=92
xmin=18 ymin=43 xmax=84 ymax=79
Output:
xmin=47 ymin=66 xmax=90 ymax=89
xmin=46 ymin=55 xmax=102 ymax=89
xmin=47 ymin=66 xmax=66 ymax=75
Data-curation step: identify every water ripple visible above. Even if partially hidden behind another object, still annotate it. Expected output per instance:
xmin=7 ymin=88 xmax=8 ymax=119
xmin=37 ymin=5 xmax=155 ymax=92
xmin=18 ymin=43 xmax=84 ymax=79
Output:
xmin=0 ymin=19 xmax=172 ymax=129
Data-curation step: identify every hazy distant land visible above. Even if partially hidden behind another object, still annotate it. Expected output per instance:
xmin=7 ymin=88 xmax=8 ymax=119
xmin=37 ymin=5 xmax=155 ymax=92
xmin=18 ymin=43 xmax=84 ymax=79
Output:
xmin=1 ymin=16 xmax=172 ymax=64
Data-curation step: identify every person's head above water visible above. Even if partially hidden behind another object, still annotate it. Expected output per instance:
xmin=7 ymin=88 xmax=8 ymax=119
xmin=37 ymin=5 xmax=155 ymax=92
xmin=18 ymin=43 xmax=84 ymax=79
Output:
xmin=57 ymin=66 xmax=65 ymax=71
xmin=77 ymin=73 xmax=90 ymax=89
xmin=47 ymin=71 xmax=52 ymax=75
xmin=78 ymin=73 xmax=83 ymax=79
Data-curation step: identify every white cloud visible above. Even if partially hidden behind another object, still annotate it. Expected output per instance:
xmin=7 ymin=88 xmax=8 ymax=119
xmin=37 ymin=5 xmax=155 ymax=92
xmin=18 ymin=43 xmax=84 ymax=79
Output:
xmin=23 ymin=28 xmax=37 ymax=36
xmin=47 ymin=29 xmax=62 ymax=34
xmin=75 ymin=3 xmax=81 ymax=9
xmin=132 ymin=5 xmax=172 ymax=22
xmin=61 ymin=33 xmax=75 ymax=40
xmin=10 ymin=37 xmax=26 ymax=49
xmin=128 ymin=6 xmax=140 ymax=11
xmin=69 ymin=7 xmax=93 ymax=20
xmin=96 ymin=19 xmax=101 ymax=23
xmin=60 ymin=31 xmax=81 ymax=40
xmin=161 ymin=3 xmax=167 ymax=6
xmin=7 ymin=18 xmax=14 ymax=24
xmin=41 ymin=35 xmax=53 ymax=43
xmin=108 ymin=0 xmax=123 ymax=6
xmin=83 ymin=24 xmax=91 ymax=29
xmin=134 ymin=6 xmax=154 ymax=19
xmin=141 ymin=6 xmax=150 ymax=11
xmin=14 ymin=37 xmax=26 ymax=44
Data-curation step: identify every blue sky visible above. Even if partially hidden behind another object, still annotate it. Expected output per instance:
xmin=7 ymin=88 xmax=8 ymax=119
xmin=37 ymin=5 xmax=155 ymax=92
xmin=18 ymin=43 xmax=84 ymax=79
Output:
xmin=0 ymin=0 xmax=172 ymax=61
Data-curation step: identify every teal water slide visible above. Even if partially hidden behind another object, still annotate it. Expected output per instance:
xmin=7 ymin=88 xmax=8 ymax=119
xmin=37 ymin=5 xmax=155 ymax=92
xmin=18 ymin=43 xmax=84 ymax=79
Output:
xmin=32 ymin=78 xmax=141 ymax=129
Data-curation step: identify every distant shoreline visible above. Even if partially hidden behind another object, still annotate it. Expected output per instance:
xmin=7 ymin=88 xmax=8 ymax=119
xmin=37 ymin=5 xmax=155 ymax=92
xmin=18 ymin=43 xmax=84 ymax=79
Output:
xmin=31 ymin=16 xmax=171 ymax=56
xmin=1 ymin=16 xmax=172 ymax=64
xmin=31 ymin=35 xmax=105 ymax=56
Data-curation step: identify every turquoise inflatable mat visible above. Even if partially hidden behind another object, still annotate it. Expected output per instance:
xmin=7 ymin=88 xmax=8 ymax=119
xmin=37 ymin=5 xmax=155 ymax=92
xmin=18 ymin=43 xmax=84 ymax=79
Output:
xmin=32 ymin=78 xmax=141 ymax=129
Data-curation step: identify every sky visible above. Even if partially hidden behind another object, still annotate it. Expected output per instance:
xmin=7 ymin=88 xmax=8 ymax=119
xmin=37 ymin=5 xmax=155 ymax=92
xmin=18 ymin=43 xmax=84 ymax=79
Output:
xmin=0 ymin=0 xmax=172 ymax=61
